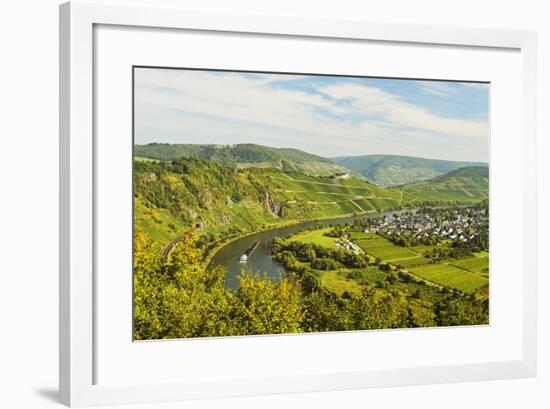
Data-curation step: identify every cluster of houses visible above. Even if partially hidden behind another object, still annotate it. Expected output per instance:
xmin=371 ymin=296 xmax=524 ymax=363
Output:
xmin=335 ymin=237 xmax=363 ymax=254
xmin=364 ymin=207 xmax=488 ymax=243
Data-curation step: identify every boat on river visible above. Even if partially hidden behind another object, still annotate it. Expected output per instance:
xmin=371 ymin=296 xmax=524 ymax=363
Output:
xmin=239 ymin=240 xmax=261 ymax=263
xmin=208 ymin=208 xmax=417 ymax=289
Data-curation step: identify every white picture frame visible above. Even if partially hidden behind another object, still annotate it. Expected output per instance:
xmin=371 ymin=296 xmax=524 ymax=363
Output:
xmin=59 ymin=1 xmax=538 ymax=407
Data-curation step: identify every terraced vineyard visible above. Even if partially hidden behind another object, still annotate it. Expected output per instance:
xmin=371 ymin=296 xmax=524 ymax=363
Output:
xmin=135 ymin=159 xmax=405 ymax=246
xmin=267 ymin=172 xmax=403 ymax=220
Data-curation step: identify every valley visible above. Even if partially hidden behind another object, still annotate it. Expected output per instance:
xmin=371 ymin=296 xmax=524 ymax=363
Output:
xmin=133 ymin=143 xmax=490 ymax=339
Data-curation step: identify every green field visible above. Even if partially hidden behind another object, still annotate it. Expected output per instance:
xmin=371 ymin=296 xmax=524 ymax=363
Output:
xmin=319 ymin=267 xmax=388 ymax=296
xmin=353 ymin=232 xmax=418 ymax=262
xmin=450 ymin=257 xmax=489 ymax=275
xmin=409 ymin=263 xmax=488 ymax=293
xmin=291 ymin=228 xmax=337 ymax=248
xmin=350 ymin=232 xmax=488 ymax=293
xmin=393 ymin=256 xmax=430 ymax=267
xmin=289 ymin=227 xmax=489 ymax=294
xmin=319 ymin=270 xmax=363 ymax=296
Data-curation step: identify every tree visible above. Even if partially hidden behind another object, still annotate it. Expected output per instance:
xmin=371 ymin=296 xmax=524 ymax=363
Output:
xmin=311 ymin=258 xmax=340 ymax=270
xmin=300 ymin=243 xmax=317 ymax=262
xmin=345 ymin=286 xmax=408 ymax=330
xmin=302 ymin=291 xmax=345 ymax=332
xmin=301 ymin=270 xmax=321 ymax=294
xmin=386 ymin=271 xmax=399 ymax=285
xmin=133 ymin=228 xmax=165 ymax=340
xmin=407 ymin=305 xmax=436 ymax=327
xmin=134 ymin=228 xmax=237 ymax=339
xmin=434 ymin=297 xmax=489 ymax=327
xmin=233 ymin=272 xmax=304 ymax=335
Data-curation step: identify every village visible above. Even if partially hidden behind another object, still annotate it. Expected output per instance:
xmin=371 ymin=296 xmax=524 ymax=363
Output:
xmin=363 ymin=206 xmax=489 ymax=243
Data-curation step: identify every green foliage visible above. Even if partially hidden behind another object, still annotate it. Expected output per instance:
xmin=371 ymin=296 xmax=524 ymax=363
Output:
xmin=134 ymin=228 xmax=237 ymax=339
xmin=324 ymin=225 xmax=348 ymax=238
xmin=134 ymin=229 xmax=305 ymax=339
xmin=273 ymin=238 xmax=371 ymax=271
xmin=302 ymin=287 xmax=409 ymax=332
xmin=407 ymin=304 xmax=437 ymax=327
xmin=434 ymin=296 xmax=489 ymax=326
xmin=134 ymin=227 xmax=488 ymax=340
xmin=424 ymin=246 xmax=473 ymax=262
xmin=233 ymin=272 xmax=303 ymax=335
xmin=311 ymin=258 xmax=341 ymax=270
xmin=136 ymin=142 xmax=333 ymax=163
xmin=134 ymin=157 xmax=281 ymax=244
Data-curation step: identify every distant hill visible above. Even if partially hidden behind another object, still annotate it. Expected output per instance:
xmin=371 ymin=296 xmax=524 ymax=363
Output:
xmin=331 ymin=154 xmax=488 ymax=186
xmin=135 ymin=143 xmax=351 ymax=177
xmin=398 ymin=166 xmax=489 ymax=203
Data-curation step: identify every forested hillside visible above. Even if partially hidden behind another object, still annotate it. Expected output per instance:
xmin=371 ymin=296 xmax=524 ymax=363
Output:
xmin=135 ymin=143 xmax=351 ymax=176
xmin=332 ymin=154 xmax=487 ymax=186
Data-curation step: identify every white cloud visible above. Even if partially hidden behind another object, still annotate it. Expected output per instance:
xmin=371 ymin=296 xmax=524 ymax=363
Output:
xmin=134 ymin=69 xmax=489 ymax=161
xmin=320 ymin=82 xmax=488 ymax=142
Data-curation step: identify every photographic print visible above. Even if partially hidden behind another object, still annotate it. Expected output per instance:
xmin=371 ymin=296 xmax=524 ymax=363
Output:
xmin=133 ymin=67 xmax=489 ymax=340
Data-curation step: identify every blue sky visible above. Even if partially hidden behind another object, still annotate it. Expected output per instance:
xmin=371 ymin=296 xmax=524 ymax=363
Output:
xmin=134 ymin=68 xmax=489 ymax=162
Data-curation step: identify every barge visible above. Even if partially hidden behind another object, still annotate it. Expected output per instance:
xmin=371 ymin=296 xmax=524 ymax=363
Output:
xmin=239 ymin=240 xmax=261 ymax=263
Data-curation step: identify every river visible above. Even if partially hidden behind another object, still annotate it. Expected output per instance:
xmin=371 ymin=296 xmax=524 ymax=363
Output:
xmin=208 ymin=209 xmax=413 ymax=289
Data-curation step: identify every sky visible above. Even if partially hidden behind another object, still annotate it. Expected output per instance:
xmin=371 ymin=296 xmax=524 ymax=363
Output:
xmin=134 ymin=68 xmax=489 ymax=162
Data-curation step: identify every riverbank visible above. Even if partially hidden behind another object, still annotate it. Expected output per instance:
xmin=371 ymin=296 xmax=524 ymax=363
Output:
xmin=208 ymin=207 xmax=421 ymax=288
xmin=202 ymin=206 xmax=412 ymax=270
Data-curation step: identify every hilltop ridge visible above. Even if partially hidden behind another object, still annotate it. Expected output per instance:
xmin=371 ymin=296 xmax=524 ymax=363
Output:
xmin=135 ymin=143 xmax=350 ymax=177
xmin=332 ymin=154 xmax=487 ymax=186
xmin=398 ymin=166 xmax=489 ymax=202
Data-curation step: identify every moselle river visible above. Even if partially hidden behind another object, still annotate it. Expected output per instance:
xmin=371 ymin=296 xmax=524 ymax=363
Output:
xmin=208 ymin=209 xmax=415 ymax=289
